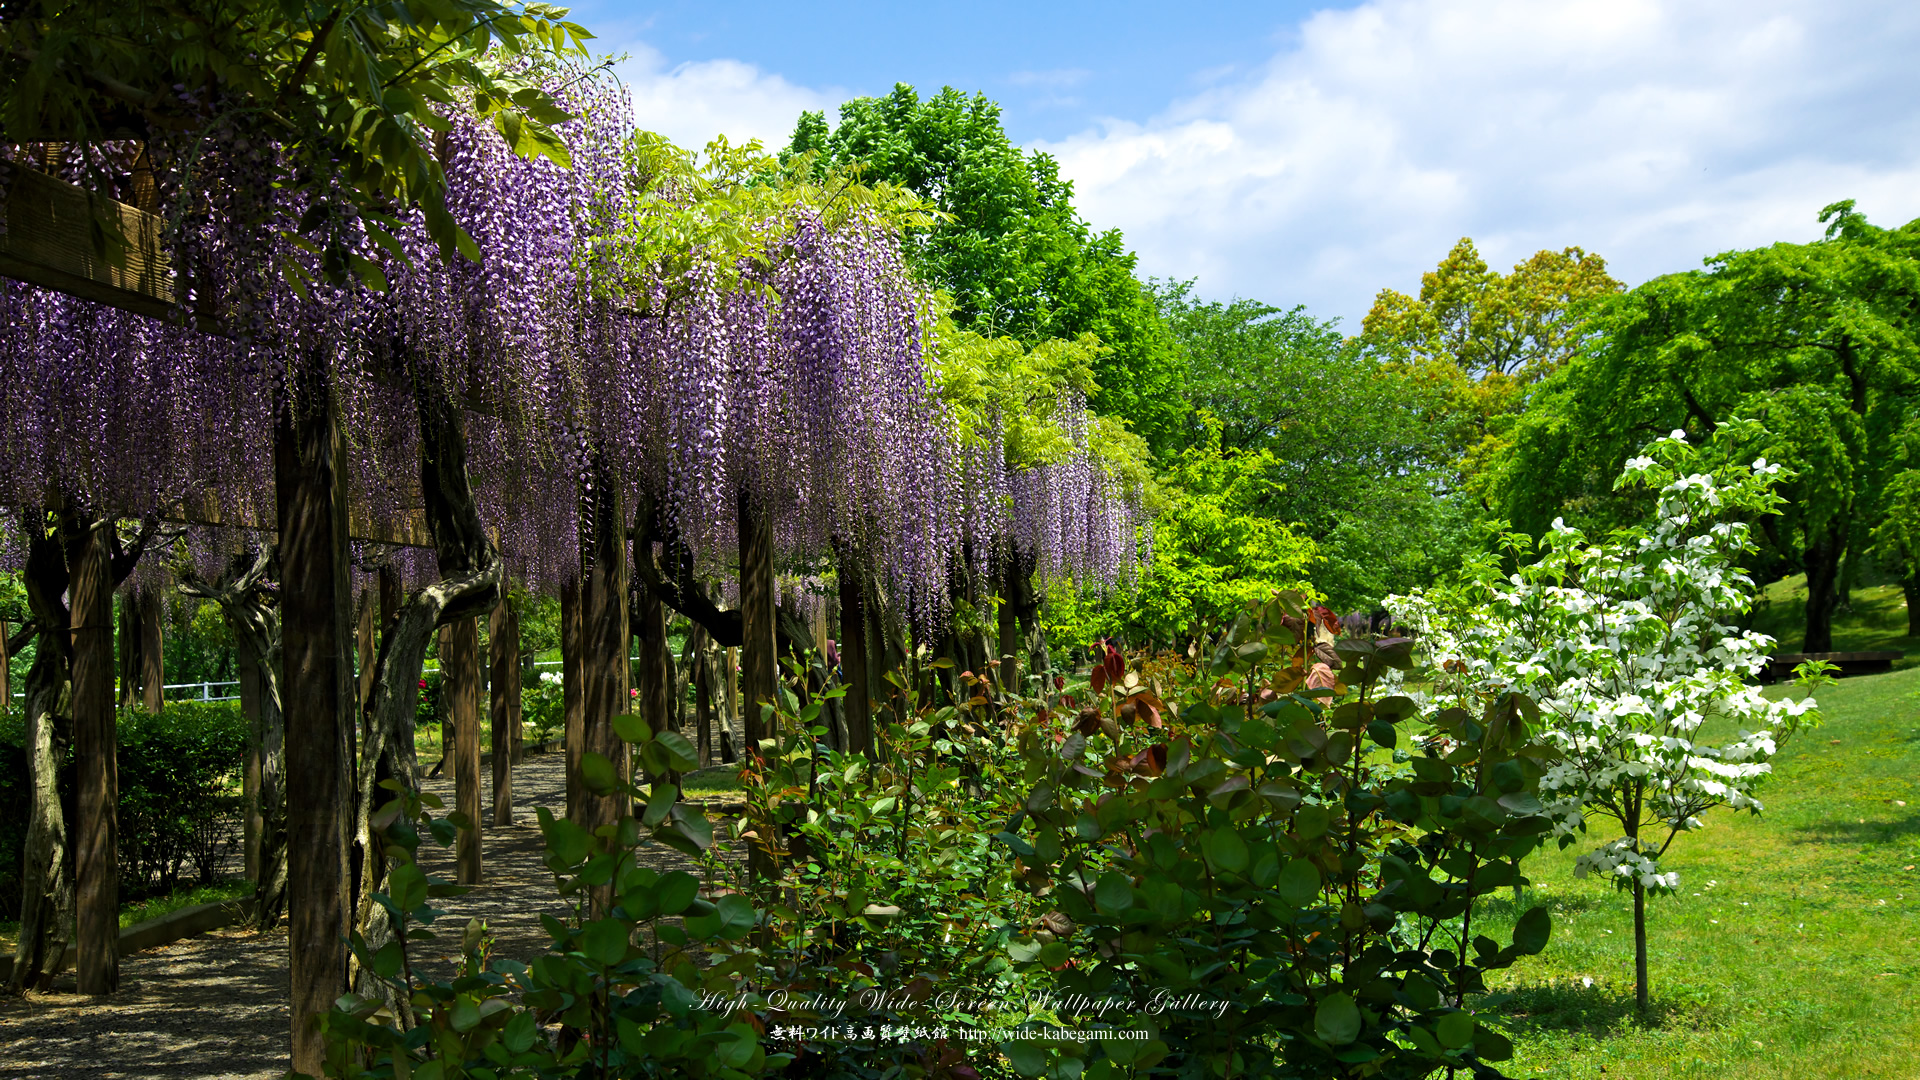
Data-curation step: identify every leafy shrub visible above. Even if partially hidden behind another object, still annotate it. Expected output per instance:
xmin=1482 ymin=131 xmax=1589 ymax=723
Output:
xmin=0 ymin=700 xmax=245 ymax=917
xmin=118 ymin=701 xmax=247 ymax=899
xmin=320 ymin=604 xmax=1559 ymax=1079
xmin=524 ymin=671 xmax=565 ymax=744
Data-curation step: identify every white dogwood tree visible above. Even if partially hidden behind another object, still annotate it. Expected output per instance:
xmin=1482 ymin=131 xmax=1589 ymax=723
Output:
xmin=1393 ymin=421 xmax=1829 ymax=1012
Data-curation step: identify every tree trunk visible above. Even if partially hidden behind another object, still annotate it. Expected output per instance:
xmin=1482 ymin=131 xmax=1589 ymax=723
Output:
xmin=138 ymin=591 xmax=162 ymax=714
xmin=1905 ymin=577 xmax=1920 ymax=639
xmin=180 ymin=546 xmax=286 ymax=928
xmin=996 ymin=558 xmax=1019 ymax=697
xmin=722 ymin=646 xmax=739 ymax=764
xmin=581 ymin=472 xmax=629 ymax=852
xmin=490 ymin=599 xmax=519 ymax=826
xmin=1633 ymin=877 xmax=1650 ymax=1014
xmin=356 ymin=590 xmax=376 ymax=737
xmin=8 ymin=516 xmax=75 ymax=994
xmin=633 ymin=561 xmax=671 ymax=779
xmin=448 ymin=616 xmax=482 ymax=885
xmin=68 ymin=507 xmax=119 ymax=995
xmin=563 ymin=577 xmax=583 ymax=822
xmin=239 ymin=631 xmax=262 ymax=884
xmin=1802 ymin=523 xmax=1846 ymax=653
xmin=837 ymin=553 xmax=874 ymax=757
xmin=347 ymin=363 xmax=500 ymax=1008
xmin=692 ymin=623 xmax=714 ymax=768
xmin=277 ymin=367 xmax=355 ymax=1073
xmin=738 ymin=493 xmax=775 ymax=754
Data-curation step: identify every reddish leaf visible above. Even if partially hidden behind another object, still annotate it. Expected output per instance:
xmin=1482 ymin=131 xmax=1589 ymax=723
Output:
xmin=1074 ymin=707 xmax=1103 ymax=736
xmin=1122 ymin=743 xmax=1168 ymax=777
xmin=1090 ymin=665 xmax=1107 ymax=695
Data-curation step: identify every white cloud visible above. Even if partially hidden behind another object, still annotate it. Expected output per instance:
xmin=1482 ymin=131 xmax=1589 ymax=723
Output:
xmin=1038 ymin=0 xmax=1920 ymax=325
xmin=613 ymin=42 xmax=846 ymax=152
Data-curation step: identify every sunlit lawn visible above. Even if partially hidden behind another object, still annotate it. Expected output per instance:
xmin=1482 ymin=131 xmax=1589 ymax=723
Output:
xmin=1470 ymin=650 xmax=1920 ymax=1078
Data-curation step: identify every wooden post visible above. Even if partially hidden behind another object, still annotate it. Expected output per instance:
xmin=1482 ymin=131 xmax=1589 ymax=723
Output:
xmin=138 ymin=592 xmax=163 ymax=714
xmin=276 ymin=366 xmax=353 ymax=1076
xmin=239 ymin=644 xmax=262 ymax=883
xmin=0 ymin=618 xmax=9 ymax=715
xmin=69 ymin=517 xmax=118 ymax=995
xmin=117 ymin=596 xmax=134 ymax=708
xmin=724 ymin=646 xmax=740 ymax=763
xmin=562 ymin=577 xmax=583 ymax=823
xmin=582 ymin=481 xmax=629 ymax=848
xmin=738 ymin=493 xmax=775 ymax=753
xmin=489 ymin=599 xmax=518 ymax=826
xmin=634 ymin=581 xmax=670 ymax=775
xmin=356 ymin=590 xmax=376 ymax=729
xmin=448 ymin=616 xmax=481 ymax=884
xmin=838 ymin=557 xmax=874 ymax=757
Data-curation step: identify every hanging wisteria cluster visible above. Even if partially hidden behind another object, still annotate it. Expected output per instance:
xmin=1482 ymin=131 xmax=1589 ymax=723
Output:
xmin=0 ymin=69 xmax=1140 ymax=624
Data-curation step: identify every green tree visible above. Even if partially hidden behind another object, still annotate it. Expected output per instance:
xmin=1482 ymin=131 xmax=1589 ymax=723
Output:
xmin=1495 ymin=202 xmax=1920 ymax=652
xmin=1156 ymin=280 xmax=1469 ymax=609
xmin=787 ymin=85 xmax=1183 ymax=453
xmin=1359 ymin=239 xmax=1623 ymax=499
xmin=1130 ymin=416 xmax=1317 ymax=650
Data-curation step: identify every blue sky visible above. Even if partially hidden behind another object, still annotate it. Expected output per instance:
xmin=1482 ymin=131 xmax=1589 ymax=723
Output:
xmin=562 ymin=1 xmax=1356 ymax=145
xmin=562 ymin=0 xmax=1920 ymax=327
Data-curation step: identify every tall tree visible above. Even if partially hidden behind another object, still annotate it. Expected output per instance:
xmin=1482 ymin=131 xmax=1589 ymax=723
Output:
xmin=1157 ymin=281 xmax=1466 ymax=608
xmin=1495 ymin=202 xmax=1920 ymax=652
xmin=788 ymin=86 xmax=1184 ymax=453
xmin=1359 ymin=239 xmax=1623 ymax=501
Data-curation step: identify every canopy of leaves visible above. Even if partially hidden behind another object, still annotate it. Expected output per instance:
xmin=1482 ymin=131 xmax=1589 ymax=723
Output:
xmin=1129 ymin=415 xmax=1316 ymax=645
xmin=0 ymin=0 xmax=595 ymax=262
xmin=786 ymin=85 xmax=1183 ymax=453
xmin=1493 ymin=202 xmax=1920 ymax=648
xmin=1156 ymin=280 xmax=1468 ymax=609
xmin=1359 ymin=239 xmax=1622 ymax=499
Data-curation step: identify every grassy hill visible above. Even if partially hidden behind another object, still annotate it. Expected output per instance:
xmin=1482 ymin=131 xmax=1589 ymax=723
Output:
xmin=1749 ymin=573 xmax=1914 ymax=661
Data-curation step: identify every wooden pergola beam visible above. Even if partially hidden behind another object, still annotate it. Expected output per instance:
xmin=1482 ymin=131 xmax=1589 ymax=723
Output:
xmin=0 ymin=163 xmax=175 ymax=320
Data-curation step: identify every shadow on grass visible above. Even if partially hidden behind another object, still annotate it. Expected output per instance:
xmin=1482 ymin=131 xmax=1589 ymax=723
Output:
xmin=1788 ymin=810 xmax=1920 ymax=845
xmin=1488 ymin=979 xmax=1716 ymax=1038
xmin=1474 ymin=889 xmax=1606 ymax=922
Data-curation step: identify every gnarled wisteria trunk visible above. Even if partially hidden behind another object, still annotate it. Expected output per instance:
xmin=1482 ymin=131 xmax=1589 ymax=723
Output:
xmin=349 ymin=366 xmax=501 ymax=1007
xmin=178 ymin=545 xmax=286 ymax=928
xmin=8 ymin=512 xmax=75 ymax=994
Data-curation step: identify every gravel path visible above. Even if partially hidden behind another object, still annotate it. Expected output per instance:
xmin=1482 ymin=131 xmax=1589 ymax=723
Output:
xmin=0 ymin=753 xmax=737 ymax=1079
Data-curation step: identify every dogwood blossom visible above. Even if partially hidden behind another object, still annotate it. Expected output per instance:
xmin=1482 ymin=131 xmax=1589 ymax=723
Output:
xmin=1392 ymin=421 xmax=1826 ymax=898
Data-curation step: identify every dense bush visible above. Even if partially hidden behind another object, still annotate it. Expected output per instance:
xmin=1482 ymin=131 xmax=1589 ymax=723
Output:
xmin=0 ymin=701 xmax=246 ymax=918
xmin=117 ymin=701 xmax=248 ymax=899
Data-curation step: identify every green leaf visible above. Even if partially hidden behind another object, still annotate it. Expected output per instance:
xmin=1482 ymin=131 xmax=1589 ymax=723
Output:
xmin=579 ymin=752 xmax=620 ymax=795
xmin=1000 ymin=1038 xmax=1049 ymax=1077
xmin=713 ymin=894 xmax=755 ymax=939
xmin=1474 ymin=1025 xmax=1516 ymax=1061
xmin=389 ymin=863 xmax=428 ymax=911
xmin=1205 ymin=827 xmax=1250 ymax=873
xmin=1435 ymin=1010 xmax=1474 ymax=1049
xmin=653 ymin=731 xmax=699 ymax=772
xmin=501 ymin=1010 xmax=539 ymax=1054
xmin=1314 ymin=993 xmax=1361 ymax=1045
xmin=655 ymin=871 xmax=699 ymax=915
xmin=1512 ymin=905 xmax=1551 ymax=954
xmin=1277 ymin=858 xmax=1322 ymax=907
xmin=1093 ymin=871 xmax=1134 ymax=915
xmin=371 ymin=940 xmax=404 ymax=979
xmin=641 ymin=783 xmax=676 ymax=828
xmin=1295 ymin=803 xmax=1332 ymax=839
xmin=579 ymin=918 xmax=630 ymax=967
xmin=612 ymin=713 xmax=651 ymax=744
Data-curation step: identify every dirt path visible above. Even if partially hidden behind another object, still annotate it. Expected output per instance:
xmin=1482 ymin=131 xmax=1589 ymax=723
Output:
xmin=0 ymin=754 xmax=734 ymax=1079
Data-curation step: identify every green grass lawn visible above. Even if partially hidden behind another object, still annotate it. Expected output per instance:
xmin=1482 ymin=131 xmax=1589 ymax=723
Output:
xmin=1470 ymin=661 xmax=1920 ymax=1078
